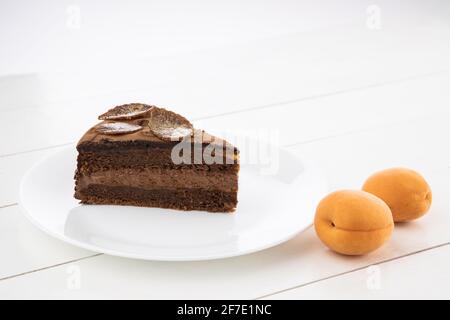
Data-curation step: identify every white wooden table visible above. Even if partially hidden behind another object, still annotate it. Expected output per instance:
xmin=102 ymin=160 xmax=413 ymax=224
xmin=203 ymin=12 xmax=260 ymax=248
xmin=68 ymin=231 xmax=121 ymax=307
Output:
xmin=1 ymin=1 xmax=450 ymax=299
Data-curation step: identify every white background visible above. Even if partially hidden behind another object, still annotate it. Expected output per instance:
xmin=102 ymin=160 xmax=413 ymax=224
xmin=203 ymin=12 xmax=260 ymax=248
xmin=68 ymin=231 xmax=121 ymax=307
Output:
xmin=0 ymin=0 xmax=450 ymax=299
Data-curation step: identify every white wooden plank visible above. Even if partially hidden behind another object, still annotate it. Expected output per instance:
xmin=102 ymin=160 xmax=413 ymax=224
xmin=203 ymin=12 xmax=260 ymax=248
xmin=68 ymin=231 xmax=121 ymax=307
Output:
xmin=1 ymin=20 xmax=450 ymax=155
xmin=0 ymin=205 xmax=94 ymax=280
xmin=197 ymin=73 xmax=450 ymax=147
xmin=0 ymin=147 xmax=69 ymax=207
xmin=0 ymin=0 xmax=366 ymax=76
xmin=263 ymin=244 xmax=450 ymax=300
xmin=3 ymin=0 xmax=450 ymax=78
xmin=2 ymin=71 xmax=450 ymax=157
xmin=3 ymin=18 xmax=450 ymax=110
xmin=0 ymin=116 xmax=448 ymax=299
xmin=289 ymin=114 xmax=449 ymax=192
xmin=6 ymin=0 xmax=449 ymax=75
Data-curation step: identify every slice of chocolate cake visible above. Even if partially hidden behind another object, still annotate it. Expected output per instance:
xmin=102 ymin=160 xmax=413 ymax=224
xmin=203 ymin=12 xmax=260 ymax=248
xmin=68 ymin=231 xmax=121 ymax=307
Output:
xmin=74 ymin=103 xmax=239 ymax=212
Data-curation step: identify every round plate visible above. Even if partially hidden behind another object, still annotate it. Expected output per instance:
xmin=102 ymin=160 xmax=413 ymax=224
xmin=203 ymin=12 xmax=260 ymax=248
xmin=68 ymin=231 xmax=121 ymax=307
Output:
xmin=19 ymin=145 xmax=327 ymax=261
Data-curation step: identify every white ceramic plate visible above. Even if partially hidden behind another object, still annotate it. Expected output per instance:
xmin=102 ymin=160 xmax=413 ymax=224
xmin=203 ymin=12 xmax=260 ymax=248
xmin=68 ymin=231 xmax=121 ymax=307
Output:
xmin=19 ymin=145 xmax=327 ymax=261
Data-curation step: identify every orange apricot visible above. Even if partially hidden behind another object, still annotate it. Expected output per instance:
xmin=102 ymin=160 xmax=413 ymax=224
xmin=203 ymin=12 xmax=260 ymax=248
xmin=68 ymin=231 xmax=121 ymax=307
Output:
xmin=314 ymin=190 xmax=394 ymax=255
xmin=363 ymin=168 xmax=432 ymax=222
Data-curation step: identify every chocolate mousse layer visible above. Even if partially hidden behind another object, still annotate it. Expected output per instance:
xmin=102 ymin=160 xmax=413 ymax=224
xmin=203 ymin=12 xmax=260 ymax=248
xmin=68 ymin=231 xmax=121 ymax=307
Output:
xmin=76 ymin=167 xmax=238 ymax=192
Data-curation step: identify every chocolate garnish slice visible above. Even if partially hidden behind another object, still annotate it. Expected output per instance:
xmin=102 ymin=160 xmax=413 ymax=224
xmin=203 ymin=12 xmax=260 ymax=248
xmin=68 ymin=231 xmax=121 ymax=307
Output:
xmin=96 ymin=122 xmax=143 ymax=135
xmin=98 ymin=103 xmax=154 ymax=120
xmin=148 ymin=107 xmax=194 ymax=141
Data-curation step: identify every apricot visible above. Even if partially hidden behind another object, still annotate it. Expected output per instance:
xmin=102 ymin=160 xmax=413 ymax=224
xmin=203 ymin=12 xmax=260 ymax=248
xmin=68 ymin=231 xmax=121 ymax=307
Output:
xmin=363 ymin=168 xmax=432 ymax=222
xmin=314 ymin=190 xmax=394 ymax=255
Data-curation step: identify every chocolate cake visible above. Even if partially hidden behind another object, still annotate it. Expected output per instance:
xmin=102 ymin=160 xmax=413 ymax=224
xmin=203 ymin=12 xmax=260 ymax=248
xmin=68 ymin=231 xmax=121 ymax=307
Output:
xmin=74 ymin=103 xmax=239 ymax=212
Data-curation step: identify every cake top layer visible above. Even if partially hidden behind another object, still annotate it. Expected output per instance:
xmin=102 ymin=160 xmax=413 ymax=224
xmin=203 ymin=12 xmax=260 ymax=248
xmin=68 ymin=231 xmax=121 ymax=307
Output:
xmin=97 ymin=103 xmax=194 ymax=141
xmin=77 ymin=103 xmax=238 ymax=155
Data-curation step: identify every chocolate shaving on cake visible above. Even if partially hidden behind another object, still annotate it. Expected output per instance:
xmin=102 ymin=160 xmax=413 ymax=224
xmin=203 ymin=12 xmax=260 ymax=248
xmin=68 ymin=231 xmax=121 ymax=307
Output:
xmin=98 ymin=103 xmax=154 ymax=120
xmin=96 ymin=122 xmax=143 ymax=135
xmin=147 ymin=107 xmax=194 ymax=141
